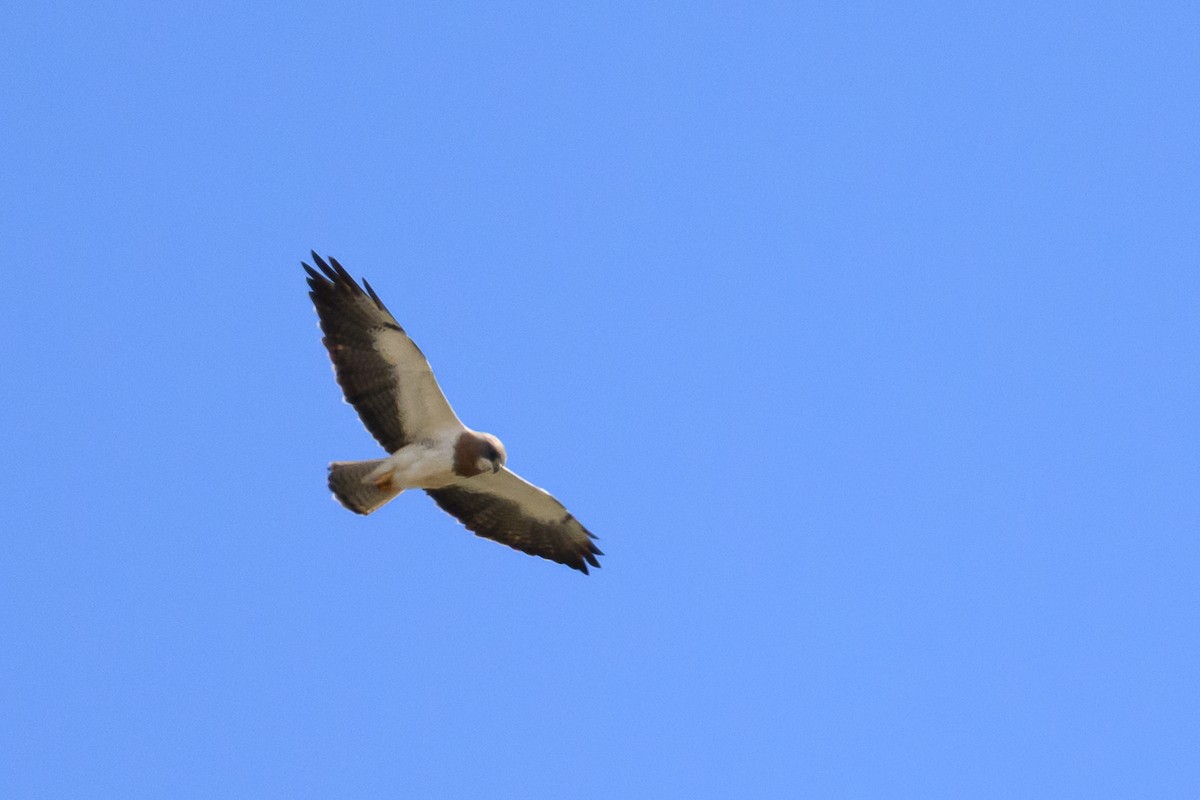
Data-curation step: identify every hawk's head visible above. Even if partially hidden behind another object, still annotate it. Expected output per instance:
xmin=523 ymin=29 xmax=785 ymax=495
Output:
xmin=476 ymin=433 xmax=507 ymax=474
xmin=454 ymin=431 xmax=508 ymax=477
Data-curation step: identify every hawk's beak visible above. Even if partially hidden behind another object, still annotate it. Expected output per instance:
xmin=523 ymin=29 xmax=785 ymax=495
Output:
xmin=493 ymin=461 xmax=502 ymax=473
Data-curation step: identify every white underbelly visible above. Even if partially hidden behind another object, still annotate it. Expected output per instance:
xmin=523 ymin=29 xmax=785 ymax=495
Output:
xmin=369 ymin=437 xmax=458 ymax=489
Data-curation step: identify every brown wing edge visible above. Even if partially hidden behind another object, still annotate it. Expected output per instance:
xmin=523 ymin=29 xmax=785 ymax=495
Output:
xmin=425 ymin=485 xmax=603 ymax=574
xmin=303 ymin=251 xmax=398 ymax=319
xmin=303 ymin=252 xmax=412 ymax=452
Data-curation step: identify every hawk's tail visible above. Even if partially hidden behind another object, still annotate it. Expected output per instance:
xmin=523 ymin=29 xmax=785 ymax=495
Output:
xmin=327 ymin=459 xmax=402 ymax=515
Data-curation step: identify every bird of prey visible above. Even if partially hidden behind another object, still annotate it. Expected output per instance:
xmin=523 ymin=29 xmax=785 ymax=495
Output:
xmin=303 ymin=253 xmax=602 ymax=573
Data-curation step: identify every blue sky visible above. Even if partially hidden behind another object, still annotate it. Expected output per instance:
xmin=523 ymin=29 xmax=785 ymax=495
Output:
xmin=2 ymin=2 xmax=1197 ymax=797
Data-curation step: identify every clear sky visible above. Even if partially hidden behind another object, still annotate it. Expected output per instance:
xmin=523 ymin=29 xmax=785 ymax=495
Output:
xmin=2 ymin=2 xmax=1197 ymax=797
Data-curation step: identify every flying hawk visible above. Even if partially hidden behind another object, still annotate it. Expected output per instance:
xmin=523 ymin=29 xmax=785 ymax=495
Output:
xmin=303 ymin=252 xmax=602 ymax=574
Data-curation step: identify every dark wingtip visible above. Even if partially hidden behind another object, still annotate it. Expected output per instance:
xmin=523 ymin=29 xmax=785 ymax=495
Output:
xmin=328 ymin=255 xmax=349 ymax=277
xmin=304 ymin=253 xmax=376 ymax=301
xmin=305 ymin=252 xmax=343 ymax=285
xmin=303 ymin=252 xmax=333 ymax=285
xmin=362 ymin=278 xmax=390 ymax=313
xmin=581 ymin=527 xmax=603 ymax=571
xmin=569 ymin=541 xmax=603 ymax=574
xmin=302 ymin=262 xmax=323 ymax=286
xmin=304 ymin=253 xmax=383 ymax=306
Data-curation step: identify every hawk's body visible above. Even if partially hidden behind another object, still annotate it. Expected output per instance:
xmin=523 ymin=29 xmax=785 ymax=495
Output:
xmin=304 ymin=253 xmax=602 ymax=573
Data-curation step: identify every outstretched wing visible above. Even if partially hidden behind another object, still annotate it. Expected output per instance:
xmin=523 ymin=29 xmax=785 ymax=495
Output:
xmin=425 ymin=469 xmax=603 ymax=574
xmin=304 ymin=252 xmax=462 ymax=453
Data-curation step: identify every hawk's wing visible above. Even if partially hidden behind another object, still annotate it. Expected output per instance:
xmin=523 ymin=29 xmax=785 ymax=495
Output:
xmin=426 ymin=469 xmax=603 ymax=573
xmin=304 ymin=252 xmax=462 ymax=453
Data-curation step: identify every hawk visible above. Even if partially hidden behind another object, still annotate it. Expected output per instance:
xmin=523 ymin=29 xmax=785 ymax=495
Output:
xmin=304 ymin=253 xmax=603 ymax=574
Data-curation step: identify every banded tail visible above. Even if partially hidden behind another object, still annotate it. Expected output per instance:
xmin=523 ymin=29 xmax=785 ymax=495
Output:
xmin=327 ymin=459 xmax=402 ymax=514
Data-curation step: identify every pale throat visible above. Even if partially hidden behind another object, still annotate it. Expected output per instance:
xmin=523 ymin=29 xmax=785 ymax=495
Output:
xmin=452 ymin=430 xmax=506 ymax=477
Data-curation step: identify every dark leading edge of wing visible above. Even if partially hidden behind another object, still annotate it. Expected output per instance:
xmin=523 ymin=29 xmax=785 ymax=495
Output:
xmin=303 ymin=252 xmax=414 ymax=453
xmin=425 ymin=482 xmax=603 ymax=574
